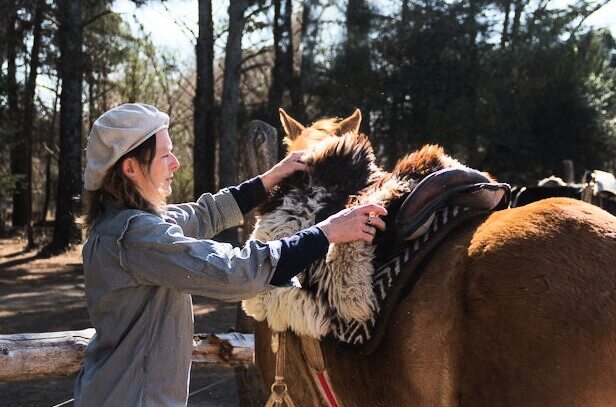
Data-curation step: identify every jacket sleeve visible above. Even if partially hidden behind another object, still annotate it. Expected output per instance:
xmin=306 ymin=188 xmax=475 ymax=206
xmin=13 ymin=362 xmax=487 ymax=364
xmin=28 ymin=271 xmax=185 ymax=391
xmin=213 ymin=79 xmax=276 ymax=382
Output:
xmin=119 ymin=213 xmax=280 ymax=302
xmin=163 ymin=188 xmax=244 ymax=239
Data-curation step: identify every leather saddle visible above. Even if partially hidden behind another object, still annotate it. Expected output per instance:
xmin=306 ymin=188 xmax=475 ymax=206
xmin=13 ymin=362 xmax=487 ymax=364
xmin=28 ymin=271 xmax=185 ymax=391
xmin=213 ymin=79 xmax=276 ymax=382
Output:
xmin=326 ymin=168 xmax=511 ymax=354
xmin=395 ymin=168 xmax=511 ymax=242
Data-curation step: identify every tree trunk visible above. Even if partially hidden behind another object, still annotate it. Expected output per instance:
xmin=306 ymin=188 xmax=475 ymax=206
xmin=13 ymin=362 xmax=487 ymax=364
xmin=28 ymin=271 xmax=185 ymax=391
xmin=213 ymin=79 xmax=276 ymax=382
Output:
xmin=268 ymin=0 xmax=284 ymax=119
xmin=286 ymin=0 xmax=303 ymax=118
xmin=344 ymin=0 xmax=372 ymax=130
xmin=51 ymin=0 xmax=83 ymax=253
xmin=22 ymin=0 xmax=45 ymax=248
xmin=0 ymin=3 xmax=6 ymax=71
xmin=41 ymin=79 xmax=61 ymax=225
xmin=194 ymin=0 xmax=217 ymax=198
xmin=41 ymin=158 xmax=52 ymax=224
xmin=386 ymin=0 xmax=411 ymax=163
xmin=463 ymin=0 xmax=480 ymax=157
xmin=501 ymin=0 xmax=512 ymax=47
xmin=510 ymin=0 xmax=526 ymax=48
xmin=217 ymin=0 xmax=249 ymax=245
xmin=7 ymin=3 xmax=27 ymax=229
xmin=268 ymin=0 xmax=294 ymax=157
xmin=219 ymin=0 xmax=248 ymax=189
xmin=299 ymin=0 xmax=319 ymax=107
xmin=346 ymin=0 xmax=371 ymax=49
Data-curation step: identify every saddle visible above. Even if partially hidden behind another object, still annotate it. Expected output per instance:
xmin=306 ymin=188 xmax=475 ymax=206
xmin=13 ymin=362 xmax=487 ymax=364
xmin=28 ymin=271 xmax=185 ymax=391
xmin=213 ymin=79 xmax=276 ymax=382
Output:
xmin=328 ymin=168 xmax=510 ymax=354
xmin=395 ymin=167 xmax=510 ymax=241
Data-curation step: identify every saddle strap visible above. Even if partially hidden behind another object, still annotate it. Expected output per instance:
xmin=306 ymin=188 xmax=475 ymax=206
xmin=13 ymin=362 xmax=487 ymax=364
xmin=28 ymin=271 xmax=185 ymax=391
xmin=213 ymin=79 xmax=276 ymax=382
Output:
xmin=265 ymin=332 xmax=297 ymax=407
xmin=265 ymin=391 xmax=296 ymax=407
xmin=300 ymin=336 xmax=341 ymax=407
xmin=300 ymin=336 xmax=326 ymax=372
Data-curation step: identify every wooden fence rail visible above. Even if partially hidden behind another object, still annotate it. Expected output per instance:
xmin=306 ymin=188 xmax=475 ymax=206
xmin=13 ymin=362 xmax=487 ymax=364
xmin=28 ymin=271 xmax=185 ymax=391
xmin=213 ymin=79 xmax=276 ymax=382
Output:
xmin=0 ymin=329 xmax=254 ymax=382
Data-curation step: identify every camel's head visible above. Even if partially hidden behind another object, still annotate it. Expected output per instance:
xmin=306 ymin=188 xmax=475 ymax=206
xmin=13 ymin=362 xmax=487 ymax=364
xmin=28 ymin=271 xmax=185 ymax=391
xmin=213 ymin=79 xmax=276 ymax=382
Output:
xmin=279 ymin=108 xmax=362 ymax=152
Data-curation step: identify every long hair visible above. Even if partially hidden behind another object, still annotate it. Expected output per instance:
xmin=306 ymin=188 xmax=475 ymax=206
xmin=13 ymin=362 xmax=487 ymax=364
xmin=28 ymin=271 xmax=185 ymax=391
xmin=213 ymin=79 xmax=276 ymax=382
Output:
xmin=80 ymin=134 xmax=158 ymax=233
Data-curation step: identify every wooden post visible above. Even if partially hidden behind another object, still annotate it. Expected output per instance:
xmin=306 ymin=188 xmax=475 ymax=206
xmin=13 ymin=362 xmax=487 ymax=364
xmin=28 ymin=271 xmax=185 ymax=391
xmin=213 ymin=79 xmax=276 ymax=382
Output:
xmin=239 ymin=120 xmax=279 ymax=243
xmin=0 ymin=330 xmax=254 ymax=381
xmin=237 ymin=120 xmax=278 ymax=333
xmin=235 ymin=119 xmax=278 ymax=406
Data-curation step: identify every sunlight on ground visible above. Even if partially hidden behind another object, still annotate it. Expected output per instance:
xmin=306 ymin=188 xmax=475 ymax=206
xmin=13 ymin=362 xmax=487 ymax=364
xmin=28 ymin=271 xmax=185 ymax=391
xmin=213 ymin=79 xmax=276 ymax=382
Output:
xmin=193 ymin=303 xmax=218 ymax=316
xmin=0 ymin=236 xmax=241 ymax=406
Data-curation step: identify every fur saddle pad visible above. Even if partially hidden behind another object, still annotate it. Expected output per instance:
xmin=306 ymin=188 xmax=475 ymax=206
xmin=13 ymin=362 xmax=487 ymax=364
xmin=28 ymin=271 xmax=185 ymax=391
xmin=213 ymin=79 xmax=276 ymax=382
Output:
xmin=330 ymin=204 xmax=488 ymax=354
xmin=242 ymin=133 xmax=510 ymax=353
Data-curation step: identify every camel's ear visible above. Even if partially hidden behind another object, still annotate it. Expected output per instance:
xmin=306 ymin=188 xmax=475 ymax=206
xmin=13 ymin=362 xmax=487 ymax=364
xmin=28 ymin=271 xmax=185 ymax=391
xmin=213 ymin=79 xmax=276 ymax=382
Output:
xmin=279 ymin=108 xmax=305 ymax=141
xmin=338 ymin=108 xmax=362 ymax=135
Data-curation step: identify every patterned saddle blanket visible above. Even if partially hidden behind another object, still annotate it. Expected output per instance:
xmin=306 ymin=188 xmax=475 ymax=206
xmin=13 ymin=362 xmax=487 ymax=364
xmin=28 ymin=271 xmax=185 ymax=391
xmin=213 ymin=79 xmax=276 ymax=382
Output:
xmin=331 ymin=204 xmax=484 ymax=354
xmin=243 ymin=132 xmax=510 ymax=353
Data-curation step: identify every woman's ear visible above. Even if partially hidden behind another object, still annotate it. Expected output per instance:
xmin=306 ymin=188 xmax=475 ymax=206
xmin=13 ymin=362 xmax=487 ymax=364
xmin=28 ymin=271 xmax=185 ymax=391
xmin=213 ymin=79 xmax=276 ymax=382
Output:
xmin=121 ymin=157 xmax=139 ymax=181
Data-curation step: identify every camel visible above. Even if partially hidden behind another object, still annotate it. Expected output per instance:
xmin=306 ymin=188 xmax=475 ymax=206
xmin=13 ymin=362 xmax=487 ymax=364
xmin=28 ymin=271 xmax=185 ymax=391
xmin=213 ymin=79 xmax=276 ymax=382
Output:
xmin=245 ymin=109 xmax=616 ymax=406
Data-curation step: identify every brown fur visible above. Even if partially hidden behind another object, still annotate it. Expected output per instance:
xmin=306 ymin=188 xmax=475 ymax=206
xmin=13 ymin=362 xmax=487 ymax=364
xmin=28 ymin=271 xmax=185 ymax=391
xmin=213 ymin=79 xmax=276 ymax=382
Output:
xmin=256 ymin=199 xmax=616 ymax=406
xmin=253 ymin=110 xmax=616 ymax=406
xmin=394 ymin=144 xmax=452 ymax=179
xmin=285 ymin=119 xmax=340 ymax=151
xmin=281 ymin=108 xmax=362 ymax=152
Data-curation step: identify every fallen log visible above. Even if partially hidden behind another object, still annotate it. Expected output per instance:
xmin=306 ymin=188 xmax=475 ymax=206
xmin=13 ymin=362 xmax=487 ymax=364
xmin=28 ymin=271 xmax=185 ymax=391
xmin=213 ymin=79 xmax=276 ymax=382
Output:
xmin=0 ymin=329 xmax=254 ymax=381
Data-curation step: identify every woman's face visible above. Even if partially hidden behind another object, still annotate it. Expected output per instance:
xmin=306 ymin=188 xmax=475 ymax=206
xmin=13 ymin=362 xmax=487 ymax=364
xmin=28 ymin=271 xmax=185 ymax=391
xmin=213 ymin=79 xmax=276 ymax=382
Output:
xmin=151 ymin=129 xmax=181 ymax=199
xmin=131 ymin=130 xmax=180 ymax=205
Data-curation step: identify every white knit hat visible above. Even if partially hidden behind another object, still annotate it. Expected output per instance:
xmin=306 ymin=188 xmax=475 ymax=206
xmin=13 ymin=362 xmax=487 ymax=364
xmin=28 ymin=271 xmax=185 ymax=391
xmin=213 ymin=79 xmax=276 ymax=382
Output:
xmin=84 ymin=103 xmax=169 ymax=191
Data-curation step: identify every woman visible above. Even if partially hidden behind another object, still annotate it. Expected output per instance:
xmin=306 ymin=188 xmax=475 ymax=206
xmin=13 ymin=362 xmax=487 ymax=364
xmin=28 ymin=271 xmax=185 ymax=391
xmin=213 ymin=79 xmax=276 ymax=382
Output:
xmin=73 ymin=103 xmax=386 ymax=406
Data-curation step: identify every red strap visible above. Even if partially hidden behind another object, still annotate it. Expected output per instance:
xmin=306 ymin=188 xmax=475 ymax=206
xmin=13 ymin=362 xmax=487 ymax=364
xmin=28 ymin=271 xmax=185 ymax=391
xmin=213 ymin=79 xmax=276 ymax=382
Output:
xmin=316 ymin=371 xmax=339 ymax=407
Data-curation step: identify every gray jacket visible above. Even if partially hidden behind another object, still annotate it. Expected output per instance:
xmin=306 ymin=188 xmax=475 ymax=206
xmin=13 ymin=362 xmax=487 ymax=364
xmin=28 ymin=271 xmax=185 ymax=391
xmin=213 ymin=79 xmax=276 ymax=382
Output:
xmin=74 ymin=189 xmax=280 ymax=406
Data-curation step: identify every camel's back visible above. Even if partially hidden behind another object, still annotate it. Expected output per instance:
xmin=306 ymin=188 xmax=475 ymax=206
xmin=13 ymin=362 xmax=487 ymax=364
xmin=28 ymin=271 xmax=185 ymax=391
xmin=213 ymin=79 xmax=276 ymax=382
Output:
xmin=397 ymin=197 xmax=616 ymax=406
xmin=257 ymin=199 xmax=616 ymax=407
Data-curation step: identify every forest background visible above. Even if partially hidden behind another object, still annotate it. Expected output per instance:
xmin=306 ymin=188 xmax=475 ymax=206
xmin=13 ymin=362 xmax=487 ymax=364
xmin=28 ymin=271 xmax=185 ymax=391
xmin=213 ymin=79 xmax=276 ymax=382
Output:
xmin=1 ymin=0 xmax=615 ymax=253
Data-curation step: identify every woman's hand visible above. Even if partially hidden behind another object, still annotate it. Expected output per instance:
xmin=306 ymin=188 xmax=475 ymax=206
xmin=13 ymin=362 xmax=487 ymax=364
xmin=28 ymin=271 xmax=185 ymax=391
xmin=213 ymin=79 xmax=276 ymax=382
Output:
xmin=260 ymin=151 xmax=307 ymax=191
xmin=317 ymin=204 xmax=387 ymax=245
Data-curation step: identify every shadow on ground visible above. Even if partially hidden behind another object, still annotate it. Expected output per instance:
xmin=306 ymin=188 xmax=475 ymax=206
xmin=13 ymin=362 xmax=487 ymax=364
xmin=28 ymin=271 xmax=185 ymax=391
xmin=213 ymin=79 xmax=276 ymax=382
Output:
xmin=0 ymin=238 xmax=243 ymax=406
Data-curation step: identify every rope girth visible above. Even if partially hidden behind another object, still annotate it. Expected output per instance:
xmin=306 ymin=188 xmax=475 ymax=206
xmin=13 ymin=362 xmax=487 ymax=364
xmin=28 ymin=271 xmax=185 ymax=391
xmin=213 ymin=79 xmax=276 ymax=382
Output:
xmin=265 ymin=331 xmax=296 ymax=407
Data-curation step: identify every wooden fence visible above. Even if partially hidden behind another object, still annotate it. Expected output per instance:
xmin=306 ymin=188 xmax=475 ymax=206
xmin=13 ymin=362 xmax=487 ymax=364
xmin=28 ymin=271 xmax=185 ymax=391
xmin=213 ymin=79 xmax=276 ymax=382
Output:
xmin=0 ymin=329 xmax=254 ymax=381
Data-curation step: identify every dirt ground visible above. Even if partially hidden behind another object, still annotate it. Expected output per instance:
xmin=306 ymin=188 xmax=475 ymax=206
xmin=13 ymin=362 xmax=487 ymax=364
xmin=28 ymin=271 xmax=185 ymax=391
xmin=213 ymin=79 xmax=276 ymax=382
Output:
xmin=0 ymin=235 xmax=244 ymax=407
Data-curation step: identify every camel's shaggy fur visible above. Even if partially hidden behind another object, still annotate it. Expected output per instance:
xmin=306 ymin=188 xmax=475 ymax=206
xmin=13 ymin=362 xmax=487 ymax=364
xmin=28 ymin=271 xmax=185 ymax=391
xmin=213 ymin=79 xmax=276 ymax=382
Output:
xmin=249 ymin=109 xmax=616 ymax=407
xmin=243 ymin=132 xmax=470 ymax=338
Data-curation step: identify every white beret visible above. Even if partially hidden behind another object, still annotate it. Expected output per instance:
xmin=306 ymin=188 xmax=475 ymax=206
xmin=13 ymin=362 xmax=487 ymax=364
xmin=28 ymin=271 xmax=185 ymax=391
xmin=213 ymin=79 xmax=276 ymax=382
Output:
xmin=84 ymin=103 xmax=169 ymax=191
